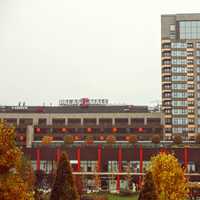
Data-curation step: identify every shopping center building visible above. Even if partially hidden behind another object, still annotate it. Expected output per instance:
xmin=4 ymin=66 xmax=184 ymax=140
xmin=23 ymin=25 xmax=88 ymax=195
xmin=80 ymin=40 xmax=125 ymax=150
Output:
xmin=1 ymin=99 xmax=200 ymax=191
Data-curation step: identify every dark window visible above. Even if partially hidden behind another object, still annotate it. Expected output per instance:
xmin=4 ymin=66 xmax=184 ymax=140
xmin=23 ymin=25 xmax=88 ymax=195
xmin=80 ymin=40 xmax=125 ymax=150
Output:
xmin=38 ymin=118 xmax=47 ymax=125
xmin=19 ymin=118 xmax=33 ymax=125
xmin=147 ymin=118 xmax=161 ymax=124
xmin=99 ymin=118 xmax=112 ymax=125
xmin=83 ymin=118 xmax=96 ymax=125
xmin=131 ymin=118 xmax=144 ymax=124
xmin=52 ymin=118 xmax=65 ymax=125
xmin=4 ymin=118 xmax=17 ymax=125
xmin=68 ymin=118 xmax=81 ymax=125
xmin=115 ymin=118 xmax=128 ymax=125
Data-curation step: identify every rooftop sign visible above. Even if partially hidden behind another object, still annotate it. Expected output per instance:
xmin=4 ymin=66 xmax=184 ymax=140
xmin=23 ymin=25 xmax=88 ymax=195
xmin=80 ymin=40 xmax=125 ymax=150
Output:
xmin=59 ymin=98 xmax=109 ymax=107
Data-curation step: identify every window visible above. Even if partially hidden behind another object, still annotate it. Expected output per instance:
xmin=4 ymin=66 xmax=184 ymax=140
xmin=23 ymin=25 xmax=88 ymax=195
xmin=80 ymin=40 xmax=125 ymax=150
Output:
xmin=162 ymin=60 xmax=171 ymax=65
xmin=179 ymin=21 xmax=200 ymax=39
xmin=172 ymin=75 xmax=187 ymax=81
xmin=162 ymin=51 xmax=171 ymax=57
xmin=172 ymin=59 xmax=187 ymax=65
xmin=188 ymin=118 xmax=195 ymax=124
xmin=38 ymin=118 xmax=47 ymax=125
xmin=131 ymin=118 xmax=144 ymax=124
xmin=99 ymin=118 xmax=112 ymax=125
xmin=163 ymin=76 xmax=171 ymax=81
xmin=172 ymin=92 xmax=187 ymax=98
xmin=188 ymin=76 xmax=194 ymax=81
xmin=172 ymin=118 xmax=188 ymax=125
xmin=187 ymin=60 xmax=194 ymax=65
xmin=163 ymin=92 xmax=171 ymax=98
xmin=52 ymin=118 xmax=65 ymax=125
xmin=172 ymin=101 xmax=187 ymax=107
xmin=187 ymin=51 xmax=193 ymax=56
xmin=197 ymin=42 xmax=200 ymax=48
xmin=170 ymin=24 xmax=176 ymax=31
xmin=163 ymin=84 xmax=171 ymax=89
xmin=197 ymin=67 xmax=200 ymax=73
xmin=171 ymin=51 xmax=187 ymax=57
xmin=19 ymin=118 xmax=33 ymax=125
xmin=162 ymin=43 xmax=171 ymax=49
xmin=187 ymin=43 xmax=193 ymax=48
xmin=197 ymin=59 xmax=200 ymax=65
xmin=115 ymin=118 xmax=128 ymax=125
xmin=188 ymin=84 xmax=194 ymax=90
xmin=83 ymin=118 xmax=96 ymax=125
xmin=68 ymin=118 xmax=81 ymax=125
xmin=147 ymin=118 xmax=161 ymax=124
xmin=4 ymin=118 xmax=17 ymax=125
xmin=197 ymin=51 xmax=200 ymax=56
xmin=187 ymin=68 xmax=193 ymax=73
xmin=165 ymin=118 xmax=172 ymax=124
xmin=172 ymin=109 xmax=188 ymax=115
xmin=188 ymin=92 xmax=194 ymax=98
xmin=171 ymin=42 xmax=187 ymax=48
xmin=197 ymin=75 xmax=200 ymax=81
xmin=188 ymin=109 xmax=194 ymax=115
xmin=171 ymin=66 xmax=187 ymax=73
xmin=172 ymin=83 xmax=187 ymax=90
xmin=172 ymin=127 xmax=188 ymax=133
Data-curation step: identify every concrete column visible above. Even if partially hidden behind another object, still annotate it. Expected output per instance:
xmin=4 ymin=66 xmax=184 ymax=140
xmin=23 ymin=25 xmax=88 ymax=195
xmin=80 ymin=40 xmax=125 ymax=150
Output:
xmin=144 ymin=118 xmax=147 ymax=125
xmin=65 ymin=118 xmax=68 ymax=125
xmin=128 ymin=118 xmax=131 ymax=125
xmin=33 ymin=117 xmax=38 ymax=126
xmin=81 ymin=118 xmax=84 ymax=125
xmin=96 ymin=118 xmax=99 ymax=125
xmin=112 ymin=118 xmax=115 ymax=125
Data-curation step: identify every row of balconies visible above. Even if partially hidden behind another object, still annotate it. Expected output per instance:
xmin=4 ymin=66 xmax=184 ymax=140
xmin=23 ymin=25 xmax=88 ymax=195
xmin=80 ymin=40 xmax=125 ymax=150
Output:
xmin=3 ymin=117 xmax=161 ymax=127
xmin=16 ymin=125 xmax=163 ymax=134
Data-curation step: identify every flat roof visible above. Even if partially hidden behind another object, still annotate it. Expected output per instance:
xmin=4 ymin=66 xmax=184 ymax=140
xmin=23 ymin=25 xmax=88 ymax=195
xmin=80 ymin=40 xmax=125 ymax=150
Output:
xmin=0 ymin=105 xmax=153 ymax=114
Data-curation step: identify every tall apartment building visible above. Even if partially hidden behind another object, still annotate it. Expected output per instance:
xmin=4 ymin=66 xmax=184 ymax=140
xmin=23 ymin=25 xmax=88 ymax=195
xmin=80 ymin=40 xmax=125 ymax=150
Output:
xmin=161 ymin=13 xmax=200 ymax=140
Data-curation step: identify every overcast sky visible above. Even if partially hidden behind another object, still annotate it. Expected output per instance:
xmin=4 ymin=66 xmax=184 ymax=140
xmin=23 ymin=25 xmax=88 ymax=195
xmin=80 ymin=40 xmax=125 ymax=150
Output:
xmin=0 ymin=0 xmax=200 ymax=106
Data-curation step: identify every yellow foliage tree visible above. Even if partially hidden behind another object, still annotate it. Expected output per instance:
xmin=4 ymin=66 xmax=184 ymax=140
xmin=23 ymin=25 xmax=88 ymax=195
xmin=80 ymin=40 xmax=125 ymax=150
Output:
xmin=0 ymin=121 xmax=34 ymax=200
xmin=41 ymin=135 xmax=53 ymax=145
xmin=149 ymin=152 xmax=189 ymax=200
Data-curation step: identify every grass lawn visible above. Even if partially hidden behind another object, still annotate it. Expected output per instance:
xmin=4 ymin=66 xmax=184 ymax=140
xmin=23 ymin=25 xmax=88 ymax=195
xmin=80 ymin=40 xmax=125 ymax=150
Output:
xmin=107 ymin=194 xmax=138 ymax=200
xmin=89 ymin=193 xmax=138 ymax=200
xmin=108 ymin=194 xmax=138 ymax=200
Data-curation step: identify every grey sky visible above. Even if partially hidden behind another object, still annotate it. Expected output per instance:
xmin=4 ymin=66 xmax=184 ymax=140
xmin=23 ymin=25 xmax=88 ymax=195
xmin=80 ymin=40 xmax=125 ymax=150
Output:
xmin=0 ymin=0 xmax=200 ymax=106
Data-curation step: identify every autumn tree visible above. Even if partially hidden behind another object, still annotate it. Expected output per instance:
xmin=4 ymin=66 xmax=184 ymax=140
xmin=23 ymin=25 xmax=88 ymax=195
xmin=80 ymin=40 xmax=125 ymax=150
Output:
xmin=0 ymin=121 xmax=34 ymax=200
xmin=75 ymin=175 xmax=83 ymax=198
xmin=18 ymin=156 xmax=35 ymax=191
xmin=94 ymin=162 xmax=101 ymax=191
xmin=64 ymin=135 xmax=74 ymax=145
xmin=151 ymin=134 xmax=161 ymax=144
xmin=173 ymin=134 xmax=182 ymax=145
xmin=106 ymin=135 xmax=116 ymax=144
xmin=127 ymin=135 xmax=137 ymax=144
xmin=50 ymin=152 xmax=79 ymax=200
xmin=138 ymin=171 xmax=158 ymax=200
xmin=149 ymin=152 xmax=188 ymax=200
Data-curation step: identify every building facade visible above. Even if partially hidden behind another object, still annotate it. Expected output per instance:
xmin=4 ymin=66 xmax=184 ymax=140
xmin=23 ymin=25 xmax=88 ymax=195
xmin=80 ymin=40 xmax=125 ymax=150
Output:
xmin=161 ymin=13 xmax=200 ymax=140
xmin=0 ymin=103 xmax=163 ymax=145
xmin=0 ymin=103 xmax=166 ymax=191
